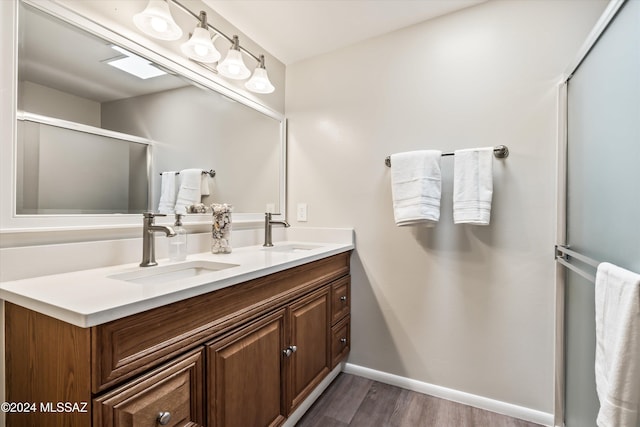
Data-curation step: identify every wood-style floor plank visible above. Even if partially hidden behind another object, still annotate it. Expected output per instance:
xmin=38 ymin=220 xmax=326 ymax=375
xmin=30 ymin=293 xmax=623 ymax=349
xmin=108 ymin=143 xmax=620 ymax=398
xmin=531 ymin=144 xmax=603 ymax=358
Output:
xmin=349 ymin=382 xmax=403 ymax=427
xmin=296 ymin=373 xmax=543 ymax=427
xmin=300 ymin=372 xmax=373 ymax=424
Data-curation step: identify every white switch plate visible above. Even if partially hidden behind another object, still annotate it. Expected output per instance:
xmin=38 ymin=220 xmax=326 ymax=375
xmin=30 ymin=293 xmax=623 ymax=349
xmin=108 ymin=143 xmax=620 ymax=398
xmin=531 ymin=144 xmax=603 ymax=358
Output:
xmin=297 ymin=203 xmax=308 ymax=222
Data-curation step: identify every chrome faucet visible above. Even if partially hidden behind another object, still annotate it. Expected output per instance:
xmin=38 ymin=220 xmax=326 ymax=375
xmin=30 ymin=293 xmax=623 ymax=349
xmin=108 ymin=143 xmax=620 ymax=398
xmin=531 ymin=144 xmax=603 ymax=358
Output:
xmin=263 ymin=212 xmax=290 ymax=247
xmin=140 ymin=212 xmax=176 ymax=267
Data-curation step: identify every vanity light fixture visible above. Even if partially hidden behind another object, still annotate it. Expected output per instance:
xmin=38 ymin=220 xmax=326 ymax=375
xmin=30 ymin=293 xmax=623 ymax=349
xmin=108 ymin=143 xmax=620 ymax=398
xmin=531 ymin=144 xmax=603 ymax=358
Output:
xmin=245 ymin=55 xmax=275 ymax=94
xmin=133 ymin=0 xmax=276 ymax=94
xmin=217 ymin=35 xmax=251 ymax=80
xmin=133 ymin=0 xmax=183 ymax=41
xmin=180 ymin=11 xmax=221 ymax=63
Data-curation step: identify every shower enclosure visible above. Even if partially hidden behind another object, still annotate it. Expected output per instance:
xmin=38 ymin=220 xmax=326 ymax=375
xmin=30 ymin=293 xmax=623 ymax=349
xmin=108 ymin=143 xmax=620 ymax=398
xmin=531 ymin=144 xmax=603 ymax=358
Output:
xmin=556 ymin=0 xmax=640 ymax=426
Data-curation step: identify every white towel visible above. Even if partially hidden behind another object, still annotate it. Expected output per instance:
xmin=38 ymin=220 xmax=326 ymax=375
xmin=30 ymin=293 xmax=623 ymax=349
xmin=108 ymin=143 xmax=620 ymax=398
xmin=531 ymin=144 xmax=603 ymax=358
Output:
xmin=390 ymin=150 xmax=442 ymax=226
xmin=453 ymin=147 xmax=493 ymax=225
xmin=595 ymin=262 xmax=640 ymax=427
xmin=174 ymin=169 xmax=203 ymax=214
xmin=157 ymin=172 xmax=178 ymax=214
xmin=201 ymin=173 xmax=210 ymax=196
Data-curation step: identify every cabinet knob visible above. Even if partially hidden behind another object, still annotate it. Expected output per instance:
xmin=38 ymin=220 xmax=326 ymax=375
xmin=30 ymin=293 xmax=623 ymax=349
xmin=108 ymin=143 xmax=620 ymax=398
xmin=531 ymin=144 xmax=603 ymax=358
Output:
xmin=340 ymin=338 xmax=347 ymax=345
xmin=340 ymin=296 xmax=347 ymax=302
xmin=157 ymin=411 xmax=171 ymax=425
xmin=283 ymin=345 xmax=297 ymax=357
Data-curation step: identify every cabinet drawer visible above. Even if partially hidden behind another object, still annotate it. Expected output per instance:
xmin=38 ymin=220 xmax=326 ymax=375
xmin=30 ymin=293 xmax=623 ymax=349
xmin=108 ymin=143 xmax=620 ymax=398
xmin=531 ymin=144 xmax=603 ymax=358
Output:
xmin=93 ymin=348 xmax=204 ymax=427
xmin=330 ymin=315 xmax=350 ymax=368
xmin=330 ymin=276 xmax=350 ymax=324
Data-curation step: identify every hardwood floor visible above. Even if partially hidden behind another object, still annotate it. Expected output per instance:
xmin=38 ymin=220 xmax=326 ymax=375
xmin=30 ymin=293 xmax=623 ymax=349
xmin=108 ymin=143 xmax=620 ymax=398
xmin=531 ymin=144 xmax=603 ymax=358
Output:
xmin=296 ymin=373 xmax=543 ymax=427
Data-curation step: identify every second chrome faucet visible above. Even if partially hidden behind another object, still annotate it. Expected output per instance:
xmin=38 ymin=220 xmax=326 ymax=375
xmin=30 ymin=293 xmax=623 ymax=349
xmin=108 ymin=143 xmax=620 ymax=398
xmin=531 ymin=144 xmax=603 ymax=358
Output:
xmin=263 ymin=212 xmax=290 ymax=247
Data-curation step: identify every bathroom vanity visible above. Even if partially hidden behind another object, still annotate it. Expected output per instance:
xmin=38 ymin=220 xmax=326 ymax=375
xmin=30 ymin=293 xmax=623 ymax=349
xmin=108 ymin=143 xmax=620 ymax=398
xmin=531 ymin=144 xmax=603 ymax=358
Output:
xmin=2 ymin=243 xmax=352 ymax=427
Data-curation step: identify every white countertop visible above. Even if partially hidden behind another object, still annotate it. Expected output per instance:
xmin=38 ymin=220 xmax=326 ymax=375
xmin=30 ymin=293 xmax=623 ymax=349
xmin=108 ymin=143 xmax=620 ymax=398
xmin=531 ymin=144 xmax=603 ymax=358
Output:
xmin=0 ymin=240 xmax=354 ymax=328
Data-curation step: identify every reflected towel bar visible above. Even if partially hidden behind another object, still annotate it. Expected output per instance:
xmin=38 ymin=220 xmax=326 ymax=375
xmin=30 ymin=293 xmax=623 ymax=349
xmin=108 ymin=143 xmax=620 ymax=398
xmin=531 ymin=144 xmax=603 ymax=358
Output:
xmin=160 ymin=169 xmax=216 ymax=177
xmin=555 ymin=245 xmax=600 ymax=283
xmin=384 ymin=145 xmax=509 ymax=167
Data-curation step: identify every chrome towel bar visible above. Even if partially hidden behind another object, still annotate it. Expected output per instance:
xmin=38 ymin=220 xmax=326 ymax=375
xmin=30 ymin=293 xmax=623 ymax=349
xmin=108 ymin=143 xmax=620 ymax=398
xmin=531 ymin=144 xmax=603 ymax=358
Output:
xmin=555 ymin=245 xmax=600 ymax=283
xmin=384 ymin=145 xmax=509 ymax=167
xmin=159 ymin=169 xmax=216 ymax=177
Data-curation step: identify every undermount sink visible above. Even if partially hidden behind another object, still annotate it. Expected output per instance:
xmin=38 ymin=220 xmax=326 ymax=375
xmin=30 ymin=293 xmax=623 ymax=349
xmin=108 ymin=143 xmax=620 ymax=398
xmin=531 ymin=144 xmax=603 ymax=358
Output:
xmin=109 ymin=260 xmax=238 ymax=285
xmin=262 ymin=244 xmax=322 ymax=253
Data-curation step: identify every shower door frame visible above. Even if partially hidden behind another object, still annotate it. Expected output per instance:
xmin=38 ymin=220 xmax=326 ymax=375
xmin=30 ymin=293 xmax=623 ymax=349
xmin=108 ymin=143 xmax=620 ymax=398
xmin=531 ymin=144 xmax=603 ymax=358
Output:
xmin=553 ymin=1 xmax=627 ymax=426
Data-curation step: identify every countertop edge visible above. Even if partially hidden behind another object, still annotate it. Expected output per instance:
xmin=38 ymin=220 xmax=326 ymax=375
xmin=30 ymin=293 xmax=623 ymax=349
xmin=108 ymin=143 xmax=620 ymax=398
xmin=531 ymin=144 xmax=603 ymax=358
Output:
xmin=1 ymin=243 xmax=354 ymax=328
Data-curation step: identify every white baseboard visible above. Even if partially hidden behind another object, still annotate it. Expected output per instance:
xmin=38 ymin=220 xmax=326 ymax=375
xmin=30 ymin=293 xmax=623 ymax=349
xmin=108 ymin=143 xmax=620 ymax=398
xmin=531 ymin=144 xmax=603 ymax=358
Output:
xmin=343 ymin=363 xmax=554 ymax=427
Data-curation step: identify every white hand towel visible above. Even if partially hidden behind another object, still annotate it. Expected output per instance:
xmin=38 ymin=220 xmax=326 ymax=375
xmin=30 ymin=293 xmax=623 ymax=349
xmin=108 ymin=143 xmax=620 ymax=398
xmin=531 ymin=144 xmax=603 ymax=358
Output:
xmin=390 ymin=150 xmax=442 ymax=227
xmin=201 ymin=173 xmax=210 ymax=196
xmin=453 ymin=147 xmax=493 ymax=225
xmin=175 ymin=169 xmax=203 ymax=214
xmin=595 ymin=262 xmax=640 ymax=427
xmin=157 ymin=172 xmax=178 ymax=214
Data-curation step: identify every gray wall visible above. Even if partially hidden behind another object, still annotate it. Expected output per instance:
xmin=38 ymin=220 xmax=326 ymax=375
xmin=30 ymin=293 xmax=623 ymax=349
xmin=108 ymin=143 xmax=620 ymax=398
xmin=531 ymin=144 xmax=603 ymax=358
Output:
xmin=285 ymin=0 xmax=608 ymax=415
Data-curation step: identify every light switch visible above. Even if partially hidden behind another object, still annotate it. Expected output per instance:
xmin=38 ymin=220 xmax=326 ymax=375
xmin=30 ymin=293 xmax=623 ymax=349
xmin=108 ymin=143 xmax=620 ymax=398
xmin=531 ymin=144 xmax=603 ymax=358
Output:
xmin=297 ymin=203 xmax=308 ymax=222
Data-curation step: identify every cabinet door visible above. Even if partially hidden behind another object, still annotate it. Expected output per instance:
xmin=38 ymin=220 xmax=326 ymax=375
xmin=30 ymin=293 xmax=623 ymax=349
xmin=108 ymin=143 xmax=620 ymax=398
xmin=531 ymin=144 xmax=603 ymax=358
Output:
xmin=286 ymin=287 xmax=331 ymax=413
xmin=207 ymin=309 xmax=287 ymax=427
xmin=93 ymin=348 xmax=204 ymax=427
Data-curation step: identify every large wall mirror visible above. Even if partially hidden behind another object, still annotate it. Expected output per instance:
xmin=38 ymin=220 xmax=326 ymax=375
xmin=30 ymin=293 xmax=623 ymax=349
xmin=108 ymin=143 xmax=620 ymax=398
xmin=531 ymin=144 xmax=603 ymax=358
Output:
xmin=6 ymin=0 xmax=285 ymax=231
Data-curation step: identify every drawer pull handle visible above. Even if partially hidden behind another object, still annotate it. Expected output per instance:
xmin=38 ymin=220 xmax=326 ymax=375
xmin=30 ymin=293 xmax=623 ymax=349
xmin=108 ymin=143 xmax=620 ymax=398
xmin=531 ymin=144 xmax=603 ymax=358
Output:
xmin=157 ymin=411 xmax=171 ymax=425
xmin=340 ymin=296 xmax=347 ymax=302
xmin=283 ymin=345 xmax=297 ymax=357
xmin=340 ymin=338 xmax=347 ymax=344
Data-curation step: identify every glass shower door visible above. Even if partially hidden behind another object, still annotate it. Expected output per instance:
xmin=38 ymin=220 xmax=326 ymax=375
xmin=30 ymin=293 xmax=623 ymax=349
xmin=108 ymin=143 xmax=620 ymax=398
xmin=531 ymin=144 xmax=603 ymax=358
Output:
xmin=563 ymin=1 xmax=640 ymax=426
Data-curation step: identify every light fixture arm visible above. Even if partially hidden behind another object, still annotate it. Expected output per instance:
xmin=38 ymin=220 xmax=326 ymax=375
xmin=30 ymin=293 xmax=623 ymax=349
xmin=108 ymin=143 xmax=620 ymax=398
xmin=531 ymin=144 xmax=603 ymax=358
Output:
xmin=170 ymin=0 xmax=261 ymax=63
xmin=197 ymin=11 xmax=207 ymax=29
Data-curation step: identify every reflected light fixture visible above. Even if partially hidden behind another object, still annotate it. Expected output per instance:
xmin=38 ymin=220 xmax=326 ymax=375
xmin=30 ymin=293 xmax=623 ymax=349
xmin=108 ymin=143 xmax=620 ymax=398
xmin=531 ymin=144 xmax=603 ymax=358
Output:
xmin=217 ymin=35 xmax=251 ymax=80
xmin=180 ymin=11 xmax=221 ymax=63
xmin=133 ymin=0 xmax=276 ymax=94
xmin=245 ymin=55 xmax=275 ymax=94
xmin=133 ymin=0 xmax=183 ymax=41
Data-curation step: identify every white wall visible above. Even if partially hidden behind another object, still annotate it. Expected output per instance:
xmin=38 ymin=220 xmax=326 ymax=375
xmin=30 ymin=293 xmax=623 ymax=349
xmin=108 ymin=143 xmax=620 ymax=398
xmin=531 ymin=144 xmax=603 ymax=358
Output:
xmin=285 ymin=0 xmax=607 ymax=416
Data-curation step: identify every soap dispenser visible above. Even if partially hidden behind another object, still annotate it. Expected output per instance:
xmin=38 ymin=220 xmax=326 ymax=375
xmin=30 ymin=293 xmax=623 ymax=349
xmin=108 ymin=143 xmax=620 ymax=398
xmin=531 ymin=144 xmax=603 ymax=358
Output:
xmin=169 ymin=213 xmax=187 ymax=262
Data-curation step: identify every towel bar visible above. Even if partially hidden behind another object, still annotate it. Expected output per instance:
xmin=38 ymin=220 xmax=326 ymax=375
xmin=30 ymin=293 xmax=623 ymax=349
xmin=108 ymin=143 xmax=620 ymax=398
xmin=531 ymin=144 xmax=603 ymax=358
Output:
xmin=555 ymin=245 xmax=600 ymax=283
xmin=384 ymin=145 xmax=509 ymax=167
xmin=160 ymin=169 xmax=216 ymax=177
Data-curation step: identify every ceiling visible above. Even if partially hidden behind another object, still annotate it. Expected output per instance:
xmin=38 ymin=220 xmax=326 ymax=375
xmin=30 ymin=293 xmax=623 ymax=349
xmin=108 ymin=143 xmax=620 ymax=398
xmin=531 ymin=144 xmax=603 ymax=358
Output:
xmin=203 ymin=0 xmax=487 ymax=65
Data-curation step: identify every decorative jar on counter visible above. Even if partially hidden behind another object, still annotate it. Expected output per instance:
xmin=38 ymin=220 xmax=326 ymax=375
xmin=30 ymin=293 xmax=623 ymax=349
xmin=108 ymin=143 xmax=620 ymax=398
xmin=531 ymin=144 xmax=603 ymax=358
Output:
xmin=211 ymin=203 xmax=232 ymax=253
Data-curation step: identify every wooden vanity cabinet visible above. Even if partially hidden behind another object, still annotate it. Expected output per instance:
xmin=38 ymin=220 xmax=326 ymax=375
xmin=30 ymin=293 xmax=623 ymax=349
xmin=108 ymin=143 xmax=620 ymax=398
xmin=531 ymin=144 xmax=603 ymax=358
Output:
xmin=4 ymin=252 xmax=351 ymax=427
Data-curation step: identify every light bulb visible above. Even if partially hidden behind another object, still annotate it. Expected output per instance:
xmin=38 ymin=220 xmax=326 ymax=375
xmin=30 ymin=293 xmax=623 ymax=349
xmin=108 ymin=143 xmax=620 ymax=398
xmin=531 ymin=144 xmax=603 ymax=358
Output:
xmin=150 ymin=16 xmax=168 ymax=33
xmin=193 ymin=44 xmax=209 ymax=57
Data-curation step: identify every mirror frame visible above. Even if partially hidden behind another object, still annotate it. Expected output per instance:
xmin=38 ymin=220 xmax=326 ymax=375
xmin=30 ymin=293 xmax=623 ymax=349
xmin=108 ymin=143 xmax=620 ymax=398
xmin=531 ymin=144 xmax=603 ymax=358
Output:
xmin=0 ymin=0 xmax=286 ymax=235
